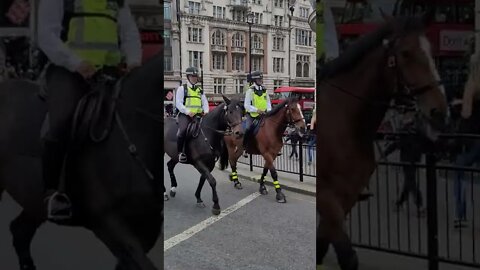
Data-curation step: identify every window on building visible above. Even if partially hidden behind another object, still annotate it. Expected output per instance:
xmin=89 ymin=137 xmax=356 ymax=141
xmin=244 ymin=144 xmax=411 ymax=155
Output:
xmin=232 ymin=55 xmax=245 ymax=71
xmin=296 ymin=55 xmax=310 ymax=77
xmin=274 ymin=15 xmax=283 ymax=27
xmin=211 ymin=30 xmax=225 ymax=45
xmin=213 ymin=6 xmax=226 ymax=19
xmin=164 ymin=3 xmax=171 ymax=20
xmin=252 ymin=0 xmax=261 ymax=4
xmin=273 ymin=58 xmax=284 ymax=73
xmin=274 ymin=80 xmax=283 ymax=90
xmin=164 ymin=56 xmax=172 ymax=71
xmin=300 ymin=7 xmax=309 ymax=18
xmin=233 ymin=10 xmax=245 ymax=22
xmin=274 ymin=0 xmax=283 ymax=8
xmin=212 ymin=53 xmax=226 ymax=70
xmin=253 ymin=12 xmax=263 ymax=24
xmin=252 ymin=56 xmax=263 ymax=72
xmin=188 ymin=51 xmax=203 ymax=68
xmin=295 ymin=29 xmax=313 ymax=46
xmin=187 ymin=27 xmax=203 ymax=43
xmin=213 ymin=78 xmax=227 ymax=94
xmin=273 ymin=36 xmax=284 ymax=51
xmin=232 ymin=32 xmax=244 ymax=47
xmin=252 ymin=34 xmax=262 ymax=49
xmin=234 ymin=79 xmax=245 ymax=94
xmin=188 ymin=1 xmax=201 ymax=14
xmin=164 ymin=30 xmax=171 ymax=48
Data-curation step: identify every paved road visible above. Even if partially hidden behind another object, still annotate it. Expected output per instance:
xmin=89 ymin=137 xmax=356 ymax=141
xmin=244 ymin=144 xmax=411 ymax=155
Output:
xmin=0 ymin=193 xmax=164 ymax=269
xmin=164 ymin=158 xmax=315 ymax=270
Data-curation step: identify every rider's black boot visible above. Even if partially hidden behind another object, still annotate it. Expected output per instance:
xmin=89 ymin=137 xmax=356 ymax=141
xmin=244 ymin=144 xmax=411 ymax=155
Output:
xmin=42 ymin=140 xmax=72 ymax=221
xmin=177 ymin=136 xmax=187 ymax=163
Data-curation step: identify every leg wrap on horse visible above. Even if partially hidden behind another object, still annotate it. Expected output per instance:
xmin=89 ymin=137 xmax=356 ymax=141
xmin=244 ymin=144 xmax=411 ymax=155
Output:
xmin=230 ymin=171 xmax=238 ymax=181
xmin=260 ymin=167 xmax=268 ymax=181
xmin=270 ymin=169 xmax=281 ymax=189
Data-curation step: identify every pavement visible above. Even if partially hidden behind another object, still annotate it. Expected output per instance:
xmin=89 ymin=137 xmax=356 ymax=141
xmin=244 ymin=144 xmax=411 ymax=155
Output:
xmin=164 ymin=159 xmax=316 ymax=270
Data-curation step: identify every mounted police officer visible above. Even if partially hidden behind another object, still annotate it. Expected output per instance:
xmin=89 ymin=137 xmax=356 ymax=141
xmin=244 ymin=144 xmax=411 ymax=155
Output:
xmin=175 ymin=67 xmax=209 ymax=163
xmin=37 ymin=0 xmax=141 ymax=220
xmin=244 ymin=71 xmax=271 ymax=133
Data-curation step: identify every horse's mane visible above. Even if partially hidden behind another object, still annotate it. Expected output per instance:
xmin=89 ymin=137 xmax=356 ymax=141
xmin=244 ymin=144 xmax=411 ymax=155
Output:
xmin=266 ymin=97 xmax=298 ymax=117
xmin=318 ymin=16 xmax=425 ymax=80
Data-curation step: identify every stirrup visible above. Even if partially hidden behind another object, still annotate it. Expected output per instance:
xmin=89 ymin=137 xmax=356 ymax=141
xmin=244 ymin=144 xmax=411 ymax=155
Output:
xmin=178 ymin=153 xmax=187 ymax=163
xmin=45 ymin=192 xmax=72 ymax=221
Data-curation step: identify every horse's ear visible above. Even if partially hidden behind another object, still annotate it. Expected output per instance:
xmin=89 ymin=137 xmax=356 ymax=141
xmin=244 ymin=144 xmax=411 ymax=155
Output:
xmin=222 ymin=95 xmax=231 ymax=105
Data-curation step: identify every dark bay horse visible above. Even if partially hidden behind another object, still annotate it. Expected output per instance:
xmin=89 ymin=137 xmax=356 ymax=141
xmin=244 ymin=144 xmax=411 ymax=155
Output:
xmin=163 ymin=96 xmax=243 ymax=215
xmin=316 ymin=17 xmax=447 ymax=270
xmin=0 ymin=55 xmax=164 ymax=270
xmin=221 ymin=98 xmax=307 ymax=203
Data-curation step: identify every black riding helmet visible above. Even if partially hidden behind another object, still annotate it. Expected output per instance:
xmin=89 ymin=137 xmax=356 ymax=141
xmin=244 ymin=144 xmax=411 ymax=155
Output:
xmin=251 ymin=71 xmax=263 ymax=80
xmin=185 ymin=67 xmax=199 ymax=76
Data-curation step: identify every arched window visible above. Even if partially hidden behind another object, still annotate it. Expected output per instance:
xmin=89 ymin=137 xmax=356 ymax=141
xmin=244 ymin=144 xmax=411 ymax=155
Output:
xmin=232 ymin=32 xmax=244 ymax=47
xmin=296 ymin=62 xmax=302 ymax=77
xmin=211 ymin=30 xmax=225 ymax=45
xmin=252 ymin=34 xmax=262 ymax=49
xmin=303 ymin=63 xmax=309 ymax=77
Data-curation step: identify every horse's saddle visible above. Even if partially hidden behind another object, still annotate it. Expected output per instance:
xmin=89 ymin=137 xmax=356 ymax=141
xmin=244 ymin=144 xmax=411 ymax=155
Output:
xmin=243 ymin=116 xmax=264 ymax=147
xmin=40 ymin=73 xmax=122 ymax=144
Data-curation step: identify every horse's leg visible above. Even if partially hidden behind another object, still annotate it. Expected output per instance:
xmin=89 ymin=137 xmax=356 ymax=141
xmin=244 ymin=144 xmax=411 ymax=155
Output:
xmin=195 ymin=175 xmax=207 ymax=208
xmin=317 ymin=212 xmax=331 ymax=267
xmin=258 ymin=165 xmax=269 ymax=195
xmin=10 ymin=211 xmax=44 ymax=270
xmin=93 ymin=215 xmax=157 ymax=270
xmin=229 ymin=145 xmax=243 ymax=190
xmin=318 ymin=193 xmax=358 ymax=270
xmin=167 ymin=159 xmax=178 ymax=198
xmin=195 ymin=162 xmax=221 ymax=215
xmin=269 ymin=164 xmax=286 ymax=203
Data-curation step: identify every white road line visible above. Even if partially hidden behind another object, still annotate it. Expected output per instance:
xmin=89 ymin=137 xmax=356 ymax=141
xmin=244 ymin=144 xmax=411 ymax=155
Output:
xmin=164 ymin=192 xmax=261 ymax=251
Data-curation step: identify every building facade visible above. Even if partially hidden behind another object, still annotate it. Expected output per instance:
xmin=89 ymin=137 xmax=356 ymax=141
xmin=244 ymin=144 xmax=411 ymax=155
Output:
xmin=177 ymin=0 xmax=316 ymax=96
xmin=163 ymin=0 xmax=182 ymax=97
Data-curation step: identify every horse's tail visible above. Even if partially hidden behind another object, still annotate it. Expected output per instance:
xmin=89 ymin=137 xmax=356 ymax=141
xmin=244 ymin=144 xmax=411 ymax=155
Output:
xmin=219 ymin=139 xmax=229 ymax=171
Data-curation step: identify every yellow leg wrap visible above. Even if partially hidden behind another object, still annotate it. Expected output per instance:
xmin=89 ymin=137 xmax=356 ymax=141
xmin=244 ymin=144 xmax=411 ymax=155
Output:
xmin=273 ymin=180 xmax=281 ymax=189
xmin=230 ymin=172 xmax=238 ymax=180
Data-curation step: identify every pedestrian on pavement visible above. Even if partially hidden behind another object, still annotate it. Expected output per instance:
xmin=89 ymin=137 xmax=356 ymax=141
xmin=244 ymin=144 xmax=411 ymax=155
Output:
xmin=175 ymin=67 xmax=209 ymax=163
xmin=383 ymin=110 xmax=425 ymax=215
xmin=37 ymin=0 xmax=141 ymax=221
xmin=451 ymin=51 xmax=480 ymax=228
xmin=285 ymin=126 xmax=300 ymax=159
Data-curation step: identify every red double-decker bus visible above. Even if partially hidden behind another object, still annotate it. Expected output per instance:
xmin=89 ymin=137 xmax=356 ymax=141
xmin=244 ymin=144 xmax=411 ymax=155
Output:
xmin=336 ymin=0 xmax=474 ymax=100
xmin=271 ymin=86 xmax=315 ymax=122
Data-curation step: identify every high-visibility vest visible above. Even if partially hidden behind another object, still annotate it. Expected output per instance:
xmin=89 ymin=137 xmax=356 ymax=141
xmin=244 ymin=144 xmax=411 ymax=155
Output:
xmin=184 ymin=85 xmax=203 ymax=114
xmin=249 ymin=88 xmax=267 ymax=118
xmin=64 ymin=0 xmax=122 ymax=67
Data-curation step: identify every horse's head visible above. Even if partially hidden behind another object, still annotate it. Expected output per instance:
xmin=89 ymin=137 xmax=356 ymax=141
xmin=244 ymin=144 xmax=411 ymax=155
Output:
xmin=286 ymin=98 xmax=307 ymax=138
xmin=384 ymin=16 xmax=448 ymax=141
xmin=222 ymin=95 xmax=244 ymax=139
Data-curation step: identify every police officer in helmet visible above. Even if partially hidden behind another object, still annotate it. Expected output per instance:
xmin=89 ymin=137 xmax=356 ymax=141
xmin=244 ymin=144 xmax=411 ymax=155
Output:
xmin=175 ymin=67 xmax=209 ymax=163
xmin=244 ymin=71 xmax=271 ymax=133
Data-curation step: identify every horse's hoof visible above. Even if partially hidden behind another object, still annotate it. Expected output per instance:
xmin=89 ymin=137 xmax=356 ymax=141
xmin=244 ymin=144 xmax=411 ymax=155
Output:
xmin=212 ymin=208 xmax=221 ymax=215
xmin=234 ymin=182 xmax=243 ymax=190
xmin=170 ymin=190 xmax=176 ymax=198
xmin=276 ymin=193 xmax=287 ymax=203
xmin=196 ymin=202 xmax=206 ymax=208
xmin=164 ymin=194 xmax=169 ymax=201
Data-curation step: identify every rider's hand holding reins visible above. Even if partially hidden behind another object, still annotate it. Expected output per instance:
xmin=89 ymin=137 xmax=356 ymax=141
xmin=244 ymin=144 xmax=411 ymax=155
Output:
xmin=188 ymin=112 xmax=196 ymax=118
xmin=76 ymin=61 xmax=96 ymax=79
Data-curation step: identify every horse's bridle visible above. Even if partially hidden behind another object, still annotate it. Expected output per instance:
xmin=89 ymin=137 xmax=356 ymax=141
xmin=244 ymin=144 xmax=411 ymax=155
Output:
xmin=286 ymin=104 xmax=305 ymax=127
xmin=321 ymin=37 xmax=443 ymax=109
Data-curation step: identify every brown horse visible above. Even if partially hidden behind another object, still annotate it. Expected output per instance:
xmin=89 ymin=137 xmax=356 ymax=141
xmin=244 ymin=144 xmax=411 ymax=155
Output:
xmin=316 ymin=17 xmax=447 ymax=270
xmin=221 ymin=98 xmax=306 ymax=203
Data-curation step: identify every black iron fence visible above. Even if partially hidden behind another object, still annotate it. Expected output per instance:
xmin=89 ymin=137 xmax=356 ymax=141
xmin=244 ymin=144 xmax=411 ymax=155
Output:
xmin=237 ymin=135 xmax=316 ymax=180
xmin=348 ymin=133 xmax=480 ymax=269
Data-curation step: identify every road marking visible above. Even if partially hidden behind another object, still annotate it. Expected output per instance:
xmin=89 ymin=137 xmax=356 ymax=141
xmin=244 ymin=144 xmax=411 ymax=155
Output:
xmin=164 ymin=192 xmax=261 ymax=251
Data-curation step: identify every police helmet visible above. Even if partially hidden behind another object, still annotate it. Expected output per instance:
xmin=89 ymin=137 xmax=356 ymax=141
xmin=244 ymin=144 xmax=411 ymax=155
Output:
xmin=185 ymin=67 xmax=199 ymax=76
xmin=251 ymin=71 xmax=263 ymax=80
